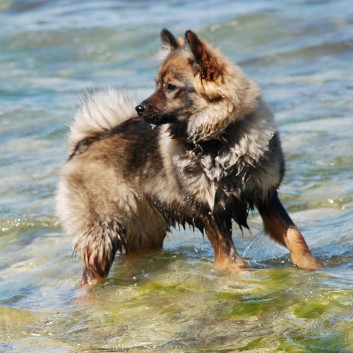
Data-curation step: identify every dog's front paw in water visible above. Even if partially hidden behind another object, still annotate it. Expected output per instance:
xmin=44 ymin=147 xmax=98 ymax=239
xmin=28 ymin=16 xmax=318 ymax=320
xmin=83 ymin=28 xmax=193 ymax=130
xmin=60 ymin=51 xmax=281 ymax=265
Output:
xmin=214 ymin=259 xmax=255 ymax=276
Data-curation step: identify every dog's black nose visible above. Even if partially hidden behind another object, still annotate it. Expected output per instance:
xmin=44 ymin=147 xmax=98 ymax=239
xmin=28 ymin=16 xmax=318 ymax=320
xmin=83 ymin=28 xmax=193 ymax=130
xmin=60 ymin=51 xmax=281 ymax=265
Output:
xmin=135 ymin=104 xmax=145 ymax=116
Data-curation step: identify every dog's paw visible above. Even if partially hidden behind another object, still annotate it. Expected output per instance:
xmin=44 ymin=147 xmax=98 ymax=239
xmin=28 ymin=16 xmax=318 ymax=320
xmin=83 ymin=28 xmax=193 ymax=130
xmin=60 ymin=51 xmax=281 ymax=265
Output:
xmin=293 ymin=255 xmax=322 ymax=271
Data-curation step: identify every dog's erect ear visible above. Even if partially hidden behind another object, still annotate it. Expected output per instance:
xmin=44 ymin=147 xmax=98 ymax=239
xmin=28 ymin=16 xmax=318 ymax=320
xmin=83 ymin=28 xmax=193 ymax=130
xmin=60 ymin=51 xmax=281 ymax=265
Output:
xmin=185 ymin=30 xmax=204 ymax=62
xmin=185 ymin=30 xmax=220 ymax=81
xmin=160 ymin=28 xmax=179 ymax=51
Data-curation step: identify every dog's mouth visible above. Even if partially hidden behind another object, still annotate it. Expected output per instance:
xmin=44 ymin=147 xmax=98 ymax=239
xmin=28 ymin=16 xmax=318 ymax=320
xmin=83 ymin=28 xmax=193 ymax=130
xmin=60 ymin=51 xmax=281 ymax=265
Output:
xmin=135 ymin=104 xmax=177 ymax=125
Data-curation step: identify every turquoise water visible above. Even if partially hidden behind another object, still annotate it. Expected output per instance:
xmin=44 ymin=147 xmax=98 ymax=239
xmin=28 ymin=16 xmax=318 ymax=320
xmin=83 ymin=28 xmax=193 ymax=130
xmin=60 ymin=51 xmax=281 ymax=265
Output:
xmin=1 ymin=0 xmax=353 ymax=352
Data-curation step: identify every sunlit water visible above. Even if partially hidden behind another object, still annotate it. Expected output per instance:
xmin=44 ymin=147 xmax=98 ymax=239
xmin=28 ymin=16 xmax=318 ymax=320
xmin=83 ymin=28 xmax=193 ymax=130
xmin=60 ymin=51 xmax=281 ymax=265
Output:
xmin=1 ymin=0 xmax=353 ymax=352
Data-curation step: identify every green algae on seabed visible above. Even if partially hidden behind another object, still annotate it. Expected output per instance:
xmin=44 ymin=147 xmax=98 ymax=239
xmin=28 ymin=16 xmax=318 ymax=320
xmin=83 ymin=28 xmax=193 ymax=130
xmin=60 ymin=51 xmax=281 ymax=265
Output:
xmin=0 ymin=307 xmax=72 ymax=353
xmin=64 ymin=267 xmax=353 ymax=352
xmin=209 ymin=269 xmax=353 ymax=352
xmin=0 ymin=306 xmax=44 ymax=343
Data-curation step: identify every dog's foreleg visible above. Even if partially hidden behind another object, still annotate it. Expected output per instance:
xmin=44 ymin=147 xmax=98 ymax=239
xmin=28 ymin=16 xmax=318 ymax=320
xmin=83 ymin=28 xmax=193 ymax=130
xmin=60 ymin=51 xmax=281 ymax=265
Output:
xmin=257 ymin=191 xmax=321 ymax=270
xmin=205 ymin=220 xmax=247 ymax=272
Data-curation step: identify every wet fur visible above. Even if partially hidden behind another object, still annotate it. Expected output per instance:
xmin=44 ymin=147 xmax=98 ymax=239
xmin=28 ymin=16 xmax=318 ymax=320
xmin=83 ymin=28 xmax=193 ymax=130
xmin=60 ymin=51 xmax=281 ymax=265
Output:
xmin=57 ymin=29 xmax=321 ymax=285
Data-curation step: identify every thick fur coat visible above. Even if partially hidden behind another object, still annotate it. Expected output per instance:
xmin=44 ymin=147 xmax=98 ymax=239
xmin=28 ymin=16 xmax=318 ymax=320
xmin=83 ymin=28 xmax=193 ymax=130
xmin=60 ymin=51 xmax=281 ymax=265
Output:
xmin=57 ymin=29 xmax=320 ymax=285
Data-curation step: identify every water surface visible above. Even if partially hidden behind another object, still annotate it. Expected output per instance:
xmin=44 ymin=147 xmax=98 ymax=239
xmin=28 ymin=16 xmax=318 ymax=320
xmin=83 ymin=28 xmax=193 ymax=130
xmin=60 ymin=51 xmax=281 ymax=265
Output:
xmin=1 ymin=0 xmax=353 ymax=352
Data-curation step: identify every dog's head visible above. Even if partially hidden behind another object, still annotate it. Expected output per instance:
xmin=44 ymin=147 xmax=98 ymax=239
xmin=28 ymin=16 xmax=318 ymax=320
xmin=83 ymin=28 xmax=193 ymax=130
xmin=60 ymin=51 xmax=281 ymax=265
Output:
xmin=136 ymin=29 xmax=261 ymax=142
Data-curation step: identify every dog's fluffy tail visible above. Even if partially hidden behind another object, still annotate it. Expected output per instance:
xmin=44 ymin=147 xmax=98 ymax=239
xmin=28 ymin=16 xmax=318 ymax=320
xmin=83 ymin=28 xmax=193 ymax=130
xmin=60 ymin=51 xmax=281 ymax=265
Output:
xmin=68 ymin=88 xmax=137 ymax=152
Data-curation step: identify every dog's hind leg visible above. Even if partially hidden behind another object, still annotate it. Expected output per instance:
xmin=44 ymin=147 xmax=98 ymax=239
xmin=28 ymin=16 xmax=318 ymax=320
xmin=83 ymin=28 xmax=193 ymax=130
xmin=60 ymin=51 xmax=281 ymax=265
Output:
xmin=257 ymin=191 xmax=321 ymax=270
xmin=205 ymin=219 xmax=247 ymax=272
xmin=77 ymin=219 xmax=126 ymax=286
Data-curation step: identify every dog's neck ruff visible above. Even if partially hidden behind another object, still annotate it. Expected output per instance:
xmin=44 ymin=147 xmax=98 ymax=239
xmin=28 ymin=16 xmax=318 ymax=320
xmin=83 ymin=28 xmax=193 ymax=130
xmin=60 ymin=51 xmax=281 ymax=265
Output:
xmin=185 ymin=126 xmax=231 ymax=157
xmin=167 ymin=103 xmax=278 ymax=185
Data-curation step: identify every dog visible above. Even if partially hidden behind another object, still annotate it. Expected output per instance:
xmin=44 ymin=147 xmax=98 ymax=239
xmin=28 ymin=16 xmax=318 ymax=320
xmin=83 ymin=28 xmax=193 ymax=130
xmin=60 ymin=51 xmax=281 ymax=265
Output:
xmin=57 ymin=29 xmax=321 ymax=285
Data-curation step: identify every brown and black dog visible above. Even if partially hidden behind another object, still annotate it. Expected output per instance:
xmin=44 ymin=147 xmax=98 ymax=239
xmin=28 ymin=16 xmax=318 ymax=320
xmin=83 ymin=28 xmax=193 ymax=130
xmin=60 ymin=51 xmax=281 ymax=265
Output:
xmin=57 ymin=29 xmax=321 ymax=285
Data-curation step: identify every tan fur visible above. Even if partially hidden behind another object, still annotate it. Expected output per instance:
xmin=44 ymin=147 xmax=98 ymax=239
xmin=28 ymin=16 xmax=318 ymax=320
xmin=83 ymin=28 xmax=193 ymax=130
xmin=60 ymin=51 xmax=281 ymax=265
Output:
xmin=57 ymin=29 xmax=321 ymax=285
xmin=187 ymin=49 xmax=261 ymax=141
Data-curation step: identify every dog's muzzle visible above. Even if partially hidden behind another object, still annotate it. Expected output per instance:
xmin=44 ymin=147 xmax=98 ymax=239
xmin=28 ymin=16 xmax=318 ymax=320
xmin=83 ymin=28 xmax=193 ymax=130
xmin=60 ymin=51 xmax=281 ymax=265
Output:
xmin=135 ymin=104 xmax=145 ymax=117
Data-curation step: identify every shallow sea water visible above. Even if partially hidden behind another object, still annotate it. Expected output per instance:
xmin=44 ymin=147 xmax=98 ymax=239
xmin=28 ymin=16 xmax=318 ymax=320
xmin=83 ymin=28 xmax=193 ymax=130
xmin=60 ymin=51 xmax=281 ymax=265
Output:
xmin=1 ymin=0 xmax=353 ymax=352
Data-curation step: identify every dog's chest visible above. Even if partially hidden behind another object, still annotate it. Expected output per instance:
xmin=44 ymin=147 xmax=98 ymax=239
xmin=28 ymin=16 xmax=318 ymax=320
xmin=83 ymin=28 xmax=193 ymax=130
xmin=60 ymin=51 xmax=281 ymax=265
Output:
xmin=161 ymin=127 xmax=260 ymax=212
xmin=173 ymin=148 xmax=234 ymax=211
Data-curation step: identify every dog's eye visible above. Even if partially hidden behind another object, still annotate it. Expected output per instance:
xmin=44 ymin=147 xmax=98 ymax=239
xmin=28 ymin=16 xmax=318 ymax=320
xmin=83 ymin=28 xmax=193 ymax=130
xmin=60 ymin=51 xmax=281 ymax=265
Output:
xmin=166 ymin=83 xmax=177 ymax=92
